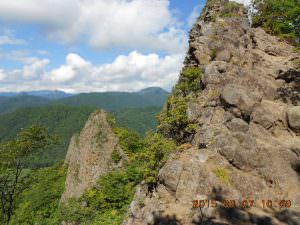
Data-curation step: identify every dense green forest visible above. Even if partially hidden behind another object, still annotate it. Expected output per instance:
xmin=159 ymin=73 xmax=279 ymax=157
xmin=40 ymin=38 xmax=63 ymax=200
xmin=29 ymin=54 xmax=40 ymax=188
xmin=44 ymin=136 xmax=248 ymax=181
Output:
xmin=0 ymin=105 xmax=95 ymax=142
xmin=0 ymin=95 xmax=50 ymax=114
xmin=112 ymin=106 xmax=161 ymax=134
xmin=0 ymin=105 xmax=162 ymax=168
xmin=0 ymin=105 xmax=96 ymax=168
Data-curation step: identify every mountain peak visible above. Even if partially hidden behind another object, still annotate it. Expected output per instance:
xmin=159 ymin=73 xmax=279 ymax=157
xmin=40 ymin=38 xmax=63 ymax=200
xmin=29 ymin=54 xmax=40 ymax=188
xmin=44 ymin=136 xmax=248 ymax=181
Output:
xmin=61 ymin=110 xmax=124 ymax=202
xmin=138 ymin=87 xmax=169 ymax=95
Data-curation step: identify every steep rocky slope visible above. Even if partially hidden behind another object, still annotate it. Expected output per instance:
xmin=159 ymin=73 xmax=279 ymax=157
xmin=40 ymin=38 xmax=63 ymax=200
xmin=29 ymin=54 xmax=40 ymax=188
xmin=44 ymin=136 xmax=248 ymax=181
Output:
xmin=124 ymin=0 xmax=300 ymax=224
xmin=61 ymin=110 xmax=124 ymax=202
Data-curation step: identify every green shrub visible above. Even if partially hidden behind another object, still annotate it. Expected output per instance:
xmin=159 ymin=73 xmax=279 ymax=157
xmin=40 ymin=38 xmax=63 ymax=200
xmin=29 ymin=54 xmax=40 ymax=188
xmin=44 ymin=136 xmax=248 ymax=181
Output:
xmin=60 ymin=164 xmax=144 ymax=225
xmin=253 ymin=0 xmax=300 ymax=46
xmin=111 ymin=148 xmax=122 ymax=163
xmin=139 ymin=132 xmax=176 ymax=188
xmin=106 ymin=112 xmax=117 ymax=127
xmin=158 ymin=95 xmax=196 ymax=143
xmin=87 ymin=171 xmax=134 ymax=210
xmin=82 ymin=210 xmax=125 ymax=225
xmin=157 ymin=67 xmax=202 ymax=143
xmin=114 ymin=128 xmax=144 ymax=159
xmin=59 ymin=170 xmax=135 ymax=225
xmin=175 ymin=67 xmax=204 ymax=96
xmin=125 ymin=160 xmax=144 ymax=184
xmin=59 ymin=198 xmax=93 ymax=224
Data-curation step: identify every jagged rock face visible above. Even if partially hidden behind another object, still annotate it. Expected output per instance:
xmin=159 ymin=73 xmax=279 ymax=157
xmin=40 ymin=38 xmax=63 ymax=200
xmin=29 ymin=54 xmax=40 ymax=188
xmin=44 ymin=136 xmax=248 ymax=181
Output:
xmin=124 ymin=0 xmax=300 ymax=224
xmin=61 ymin=110 xmax=123 ymax=202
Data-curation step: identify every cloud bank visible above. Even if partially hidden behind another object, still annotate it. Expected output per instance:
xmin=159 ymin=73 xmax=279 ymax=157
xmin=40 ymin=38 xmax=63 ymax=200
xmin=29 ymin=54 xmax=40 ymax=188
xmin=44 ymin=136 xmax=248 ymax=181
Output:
xmin=0 ymin=51 xmax=184 ymax=93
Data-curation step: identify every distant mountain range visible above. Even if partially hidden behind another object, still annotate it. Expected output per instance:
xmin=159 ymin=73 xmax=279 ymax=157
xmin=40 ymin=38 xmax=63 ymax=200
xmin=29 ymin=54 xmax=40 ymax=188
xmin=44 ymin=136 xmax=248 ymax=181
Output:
xmin=0 ymin=87 xmax=169 ymax=114
xmin=55 ymin=87 xmax=169 ymax=111
xmin=0 ymin=90 xmax=73 ymax=99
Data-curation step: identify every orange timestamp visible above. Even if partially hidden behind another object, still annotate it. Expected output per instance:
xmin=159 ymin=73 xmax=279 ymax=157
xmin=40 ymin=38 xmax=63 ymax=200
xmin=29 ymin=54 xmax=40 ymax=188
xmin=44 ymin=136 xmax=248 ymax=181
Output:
xmin=193 ymin=199 xmax=293 ymax=209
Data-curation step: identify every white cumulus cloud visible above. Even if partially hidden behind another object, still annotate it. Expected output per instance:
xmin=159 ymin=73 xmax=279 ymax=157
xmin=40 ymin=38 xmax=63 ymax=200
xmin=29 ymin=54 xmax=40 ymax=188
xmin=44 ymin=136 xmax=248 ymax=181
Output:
xmin=0 ymin=58 xmax=49 ymax=83
xmin=0 ymin=51 xmax=184 ymax=93
xmin=0 ymin=0 xmax=186 ymax=53
xmin=23 ymin=58 xmax=49 ymax=79
xmin=47 ymin=54 xmax=90 ymax=83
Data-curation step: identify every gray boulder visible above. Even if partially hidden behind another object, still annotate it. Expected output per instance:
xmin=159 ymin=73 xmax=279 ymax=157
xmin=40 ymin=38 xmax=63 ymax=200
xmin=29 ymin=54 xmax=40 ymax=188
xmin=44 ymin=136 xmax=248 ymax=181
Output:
xmin=287 ymin=106 xmax=300 ymax=132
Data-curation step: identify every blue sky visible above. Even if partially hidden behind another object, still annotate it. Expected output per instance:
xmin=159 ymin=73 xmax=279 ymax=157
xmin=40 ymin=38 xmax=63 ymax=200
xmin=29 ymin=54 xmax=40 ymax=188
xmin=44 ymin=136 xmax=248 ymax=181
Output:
xmin=0 ymin=0 xmax=206 ymax=93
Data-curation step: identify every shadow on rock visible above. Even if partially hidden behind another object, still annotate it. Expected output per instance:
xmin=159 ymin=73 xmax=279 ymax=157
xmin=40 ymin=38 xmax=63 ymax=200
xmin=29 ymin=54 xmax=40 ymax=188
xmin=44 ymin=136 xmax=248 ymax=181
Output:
xmin=192 ymin=216 xmax=229 ymax=225
xmin=153 ymin=215 xmax=181 ymax=225
xmin=275 ymin=209 xmax=300 ymax=225
xmin=192 ymin=187 xmax=300 ymax=225
xmin=292 ymin=163 xmax=300 ymax=177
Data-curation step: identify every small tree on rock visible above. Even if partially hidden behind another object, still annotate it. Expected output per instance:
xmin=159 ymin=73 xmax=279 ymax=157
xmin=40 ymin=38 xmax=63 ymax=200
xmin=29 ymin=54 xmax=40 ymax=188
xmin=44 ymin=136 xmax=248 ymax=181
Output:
xmin=0 ymin=125 xmax=57 ymax=225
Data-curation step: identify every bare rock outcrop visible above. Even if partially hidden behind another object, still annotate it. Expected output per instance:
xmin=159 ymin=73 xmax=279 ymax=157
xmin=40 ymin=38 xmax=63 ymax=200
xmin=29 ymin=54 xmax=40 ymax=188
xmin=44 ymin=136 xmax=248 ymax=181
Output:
xmin=61 ymin=110 xmax=123 ymax=202
xmin=124 ymin=0 xmax=300 ymax=224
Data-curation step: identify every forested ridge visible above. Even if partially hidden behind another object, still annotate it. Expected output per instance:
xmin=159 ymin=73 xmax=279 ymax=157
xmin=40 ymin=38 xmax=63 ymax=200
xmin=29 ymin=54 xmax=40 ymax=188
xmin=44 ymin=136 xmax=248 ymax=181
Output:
xmin=0 ymin=87 xmax=169 ymax=114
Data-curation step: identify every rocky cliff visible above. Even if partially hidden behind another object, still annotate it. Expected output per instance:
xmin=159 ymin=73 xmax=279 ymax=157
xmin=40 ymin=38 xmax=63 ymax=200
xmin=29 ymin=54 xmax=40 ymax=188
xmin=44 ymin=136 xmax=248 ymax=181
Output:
xmin=124 ymin=0 xmax=300 ymax=224
xmin=61 ymin=110 xmax=123 ymax=202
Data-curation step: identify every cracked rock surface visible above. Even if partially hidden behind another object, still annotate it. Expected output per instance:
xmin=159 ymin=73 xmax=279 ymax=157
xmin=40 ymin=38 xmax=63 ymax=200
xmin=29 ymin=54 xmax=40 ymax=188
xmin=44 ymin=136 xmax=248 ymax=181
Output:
xmin=124 ymin=0 xmax=300 ymax=224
